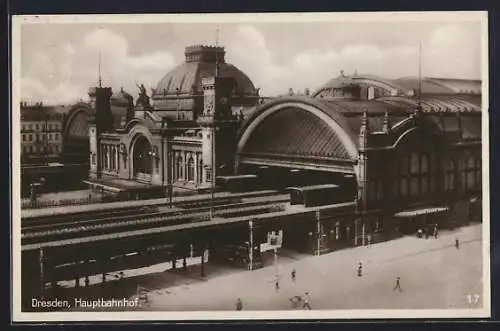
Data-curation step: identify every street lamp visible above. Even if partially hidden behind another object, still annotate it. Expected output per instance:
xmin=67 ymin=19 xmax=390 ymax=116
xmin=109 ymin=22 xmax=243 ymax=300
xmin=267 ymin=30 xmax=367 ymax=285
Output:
xmin=248 ymin=220 xmax=254 ymax=271
xmin=316 ymin=209 xmax=321 ymax=256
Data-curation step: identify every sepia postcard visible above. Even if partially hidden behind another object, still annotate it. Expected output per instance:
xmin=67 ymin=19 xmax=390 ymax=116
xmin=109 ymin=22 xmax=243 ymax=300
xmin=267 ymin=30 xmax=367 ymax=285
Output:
xmin=11 ymin=11 xmax=490 ymax=322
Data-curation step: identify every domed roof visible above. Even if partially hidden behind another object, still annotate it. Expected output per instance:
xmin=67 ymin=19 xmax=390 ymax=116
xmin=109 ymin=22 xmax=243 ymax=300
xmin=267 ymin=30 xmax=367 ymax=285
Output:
xmin=313 ymin=72 xmax=407 ymax=98
xmin=152 ymin=45 xmax=257 ymax=99
xmin=111 ymin=87 xmax=133 ymax=106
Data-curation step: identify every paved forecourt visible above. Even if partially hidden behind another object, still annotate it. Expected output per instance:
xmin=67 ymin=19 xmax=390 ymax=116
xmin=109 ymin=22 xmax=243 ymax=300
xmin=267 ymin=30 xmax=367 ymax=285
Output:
xmin=143 ymin=224 xmax=483 ymax=311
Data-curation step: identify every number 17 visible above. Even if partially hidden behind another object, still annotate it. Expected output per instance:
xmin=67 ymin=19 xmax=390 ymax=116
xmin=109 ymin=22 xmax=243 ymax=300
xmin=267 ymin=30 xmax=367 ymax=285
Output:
xmin=467 ymin=294 xmax=480 ymax=304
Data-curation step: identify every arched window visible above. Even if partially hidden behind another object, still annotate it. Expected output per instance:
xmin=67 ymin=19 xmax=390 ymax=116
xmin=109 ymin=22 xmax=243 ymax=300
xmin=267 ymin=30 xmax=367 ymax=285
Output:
xmin=176 ymin=155 xmax=184 ymax=180
xmin=400 ymin=155 xmax=409 ymax=197
xmin=400 ymin=152 xmax=431 ymax=198
xmin=444 ymin=159 xmax=456 ymax=191
xmin=410 ymin=152 xmax=420 ymax=197
xmin=187 ymin=156 xmax=195 ymax=182
xmin=197 ymin=158 xmax=203 ymax=184
xmin=104 ymin=146 xmax=109 ymax=169
xmin=420 ymin=154 xmax=429 ymax=195
xmin=111 ymin=148 xmax=116 ymax=170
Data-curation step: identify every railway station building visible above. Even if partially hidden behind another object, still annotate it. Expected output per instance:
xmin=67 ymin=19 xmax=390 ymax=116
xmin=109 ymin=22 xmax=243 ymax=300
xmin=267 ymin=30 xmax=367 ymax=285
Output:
xmin=86 ymin=44 xmax=482 ymax=247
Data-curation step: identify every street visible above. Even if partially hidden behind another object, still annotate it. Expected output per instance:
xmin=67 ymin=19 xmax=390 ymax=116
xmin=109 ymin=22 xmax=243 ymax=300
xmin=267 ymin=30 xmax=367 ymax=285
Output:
xmin=141 ymin=223 xmax=483 ymax=311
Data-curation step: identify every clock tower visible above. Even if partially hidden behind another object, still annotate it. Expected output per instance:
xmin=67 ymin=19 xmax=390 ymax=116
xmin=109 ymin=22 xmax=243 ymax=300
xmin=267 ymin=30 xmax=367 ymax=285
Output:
xmin=197 ymin=76 xmax=238 ymax=184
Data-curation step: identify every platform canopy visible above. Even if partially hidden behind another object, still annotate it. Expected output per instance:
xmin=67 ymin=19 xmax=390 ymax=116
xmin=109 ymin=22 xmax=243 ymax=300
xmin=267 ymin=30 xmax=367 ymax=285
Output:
xmin=394 ymin=206 xmax=449 ymax=218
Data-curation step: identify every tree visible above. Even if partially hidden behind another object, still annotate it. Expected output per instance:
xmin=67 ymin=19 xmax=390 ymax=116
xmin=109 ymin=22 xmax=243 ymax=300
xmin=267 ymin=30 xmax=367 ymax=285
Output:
xmin=304 ymin=88 xmax=310 ymax=96
xmin=288 ymin=88 xmax=294 ymax=96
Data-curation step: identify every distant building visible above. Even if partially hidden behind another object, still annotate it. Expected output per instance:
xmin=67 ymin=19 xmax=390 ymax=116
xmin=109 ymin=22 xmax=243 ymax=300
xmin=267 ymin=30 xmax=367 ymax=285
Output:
xmin=20 ymin=101 xmax=93 ymax=196
xmin=20 ymin=102 xmax=64 ymax=163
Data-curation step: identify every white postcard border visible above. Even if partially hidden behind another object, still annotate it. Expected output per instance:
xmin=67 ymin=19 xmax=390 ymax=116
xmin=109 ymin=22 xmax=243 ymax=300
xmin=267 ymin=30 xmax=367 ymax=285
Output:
xmin=11 ymin=11 xmax=491 ymax=322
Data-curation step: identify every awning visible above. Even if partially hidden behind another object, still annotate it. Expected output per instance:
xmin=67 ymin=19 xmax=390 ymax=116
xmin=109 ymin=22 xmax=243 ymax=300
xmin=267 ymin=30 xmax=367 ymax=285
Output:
xmin=394 ymin=206 xmax=449 ymax=218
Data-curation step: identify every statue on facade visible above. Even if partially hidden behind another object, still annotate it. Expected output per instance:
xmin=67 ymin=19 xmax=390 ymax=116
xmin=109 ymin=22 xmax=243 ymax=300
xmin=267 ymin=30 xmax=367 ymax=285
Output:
xmin=135 ymin=82 xmax=150 ymax=107
xmin=239 ymin=107 xmax=245 ymax=123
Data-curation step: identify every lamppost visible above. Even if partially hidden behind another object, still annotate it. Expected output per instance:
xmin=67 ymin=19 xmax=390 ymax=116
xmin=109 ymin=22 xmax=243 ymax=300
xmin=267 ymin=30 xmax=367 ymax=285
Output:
xmin=316 ymin=209 xmax=321 ymax=256
xmin=248 ymin=220 xmax=254 ymax=271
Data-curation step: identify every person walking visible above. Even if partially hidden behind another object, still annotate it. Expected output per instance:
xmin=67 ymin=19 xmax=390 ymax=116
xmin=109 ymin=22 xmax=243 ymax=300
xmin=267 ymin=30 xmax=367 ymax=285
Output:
xmin=235 ymin=298 xmax=243 ymax=311
xmin=434 ymin=224 xmax=439 ymax=239
xmin=275 ymin=277 xmax=280 ymax=292
xmin=357 ymin=262 xmax=363 ymax=277
xmin=291 ymin=269 xmax=296 ymax=282
xmin=393 ymin=277 xmax=403 ymax=292
xmin=455 ymin=237 xmax=460 ymax=249
xmin=303 ymin=292 xmax=311 ymax=310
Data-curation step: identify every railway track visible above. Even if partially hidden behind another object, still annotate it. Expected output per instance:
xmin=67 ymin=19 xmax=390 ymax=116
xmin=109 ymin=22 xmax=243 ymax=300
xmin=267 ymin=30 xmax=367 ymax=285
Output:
xmin=22 ymin=195 xmax=289 ymax=245
xmin=21 ymin=190 xmax=281 ymax=227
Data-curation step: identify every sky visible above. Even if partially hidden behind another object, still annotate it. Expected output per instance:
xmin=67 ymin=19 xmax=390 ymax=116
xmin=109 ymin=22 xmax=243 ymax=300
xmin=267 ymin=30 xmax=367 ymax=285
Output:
xmin=17 ymin=14 xmax=484 ymax=105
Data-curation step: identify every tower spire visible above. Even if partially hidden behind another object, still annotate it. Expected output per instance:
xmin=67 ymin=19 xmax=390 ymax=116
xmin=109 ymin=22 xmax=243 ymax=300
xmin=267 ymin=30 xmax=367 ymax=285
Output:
xmin=415 ymin=41 xmax=423 ymax=115
xmin=98 ymin=52 xmax=102 ymax=88
xmin=418 ymin=41 xmax=422 ymax=99
xmin=215 ymin=26 xmax=220 ymax=77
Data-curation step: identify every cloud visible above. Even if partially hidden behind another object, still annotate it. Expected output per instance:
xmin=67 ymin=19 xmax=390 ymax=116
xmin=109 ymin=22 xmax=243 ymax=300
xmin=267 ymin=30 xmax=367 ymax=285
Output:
xmin=223 ymin=24 xmax=480 ymax=96
xmin=21 ymin=77 xmax=85 ymax=105
xmin=425 ymin=24 xmax=480 ymax=79
xmin=21 ymin=28 xmax=176 ymax=104
xmin=20 ymin=23 xmax=481 ymax=103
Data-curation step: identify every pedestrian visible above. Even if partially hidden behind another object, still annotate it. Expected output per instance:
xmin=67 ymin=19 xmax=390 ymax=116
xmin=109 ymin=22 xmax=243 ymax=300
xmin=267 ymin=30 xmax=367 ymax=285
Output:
xmin=291 ymin=269 xmax=296 ymax=282
xmin=434 ymin=224 xmax=438 ymax=239
xmin=235 ymin=298 xmax=243 ymax=311
xmin=393 ymin=277 xmax=403 ymax=292
xmin=455 ymin=238 xmax=460 ymax=249
xmin=303 ymin=292 xmax=311 ymax=310
xmin=357 ymin=262 xmax=363 ymax=277
xmin=424 ymin=228 xmax=429 ymax=239
xmin=275 ymin=278 xmax=280 ymax=291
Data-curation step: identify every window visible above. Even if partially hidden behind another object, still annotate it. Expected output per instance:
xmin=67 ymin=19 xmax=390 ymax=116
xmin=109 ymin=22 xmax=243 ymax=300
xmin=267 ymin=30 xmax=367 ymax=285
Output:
xmin=420 ymin=154 xmax=429 ymax=195
xmin=36 ymin=124 xmax=39 ymax=130
xmin=176 ymin=155 xmax=184 ymax=180
xmin=465 ymin=155 xmax=475 ymax=191
xmin=49 ymin=133 xmax=52 ymax=140
xmin=399 ymin=155 xmax=409 ymax=197
xmin=475 ymin=157 xmax=481 ymax=190
xmin=187 ymin=156 xmax=195 ymax=182
xmin=111 ymin=148 xmax=115 ymax=170
xmin=400 ymin=152 xmax=431 ymax=198
xmin=54 ymin=133 xmax=59 ymax=140
xmin=197 ymin=158 xmax=203 ymax=184
xmin=206 ymin=170 xmax=211 ymax=182
xmin=35 ymin=134 xmax=39 ymax=142
xmin=444 ymin=160 xmax=456 ymax=191
xmin=22 ymin=134 xmax=26 ymax=142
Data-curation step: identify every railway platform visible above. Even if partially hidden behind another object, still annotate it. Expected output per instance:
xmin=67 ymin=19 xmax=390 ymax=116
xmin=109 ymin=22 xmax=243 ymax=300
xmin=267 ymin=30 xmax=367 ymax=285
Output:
xmin=21 ymin=190 xmax=279 ymax=219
